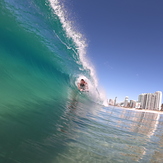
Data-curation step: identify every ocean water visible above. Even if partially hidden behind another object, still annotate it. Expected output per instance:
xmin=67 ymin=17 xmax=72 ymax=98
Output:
xmin=1 ymin=0 xmax=163 ymax=163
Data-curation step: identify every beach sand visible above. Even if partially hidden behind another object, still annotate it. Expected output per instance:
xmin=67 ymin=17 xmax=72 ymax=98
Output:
xmin=122 ymin=107 xmax=163 ymax=114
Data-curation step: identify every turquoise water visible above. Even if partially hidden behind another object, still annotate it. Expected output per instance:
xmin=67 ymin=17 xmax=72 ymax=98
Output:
xmin=1 ymin=0 xmax=163 ymax=162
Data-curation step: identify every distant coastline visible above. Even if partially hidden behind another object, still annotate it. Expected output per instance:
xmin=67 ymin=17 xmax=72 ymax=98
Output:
xmin=110 ymin=105 xmax=163 ymax=114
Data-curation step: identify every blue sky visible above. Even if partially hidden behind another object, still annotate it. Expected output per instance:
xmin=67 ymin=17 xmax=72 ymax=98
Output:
xmin=64 ymin=0 xmax=163 ymax=102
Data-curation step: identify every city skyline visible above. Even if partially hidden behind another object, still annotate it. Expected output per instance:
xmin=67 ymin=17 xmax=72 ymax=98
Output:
xmin=109 ymin=91 xmax=162 ymax=111
xmin=139 ymin=91 xmax=162 ymax=110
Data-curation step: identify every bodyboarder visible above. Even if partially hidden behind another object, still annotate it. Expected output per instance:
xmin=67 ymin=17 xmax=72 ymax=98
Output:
xmin=77 ymin=79 xmax=88 ymax=91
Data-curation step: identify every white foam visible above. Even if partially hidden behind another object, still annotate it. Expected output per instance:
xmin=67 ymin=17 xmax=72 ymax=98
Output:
xmin=48 ymin=0 xmax=98 ymax=87
xmin=48 ymin=0 xmax=109 ymax=104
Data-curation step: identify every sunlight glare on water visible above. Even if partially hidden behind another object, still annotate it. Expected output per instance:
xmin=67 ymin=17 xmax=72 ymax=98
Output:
xmin=53 ymin=105 xmax=163 ymax=163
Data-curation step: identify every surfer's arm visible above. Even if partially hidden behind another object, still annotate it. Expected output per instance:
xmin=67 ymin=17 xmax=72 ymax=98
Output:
xmin=77 ymin=83 xmax=81 ymax=90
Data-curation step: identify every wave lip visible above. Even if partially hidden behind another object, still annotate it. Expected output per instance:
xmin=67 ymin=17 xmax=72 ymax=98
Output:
xmin=48 ymin=0 xmax=98 ymax=88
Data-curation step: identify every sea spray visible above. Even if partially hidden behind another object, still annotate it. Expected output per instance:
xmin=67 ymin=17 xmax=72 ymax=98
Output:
xmin=47 ymin=0 xmax=109 ymax=105
xmin=48 ymin=0 xmax=98 ymax=87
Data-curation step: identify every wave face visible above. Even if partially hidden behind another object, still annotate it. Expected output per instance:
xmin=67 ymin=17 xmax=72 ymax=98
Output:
xmin=2 ymin=0 xmax=163 ymax=163
xmin=0 ymin=0 xmax=101 ymax=162
xmin=0 ymin=0 xmax=100 ymax=113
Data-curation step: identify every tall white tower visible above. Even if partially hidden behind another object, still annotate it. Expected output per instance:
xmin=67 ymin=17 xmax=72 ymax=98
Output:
xmin=124 ymin=96 xmax=129 ymax=107
xmin=145 ymin=93 xmax=152 ymax=110
xmin=150 ymin=94 xmax=156 ymax=110
xmin=139 ymin=93 xmax=147 ymax=109
xmin=154 ymin=91 xmax=162 ymax=110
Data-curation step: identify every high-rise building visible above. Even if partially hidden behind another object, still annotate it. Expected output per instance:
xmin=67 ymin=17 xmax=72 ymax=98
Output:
xmin=130 ymin=100 xmax=136 ymax=108
xmin=145 ymin=93 xmax=155 ymax=110
xmin=138 ymin=93 xmax=147 ymax=109
xmin=150 ymin=94 xmax=156 ymax=110
xmin=138 ymin=91 xmax=162 ymax=111
xmin=154 ymin=91 xmax=162 ymax=111
xmin=124 ymin=96 xmax=129 ymax=107
xmin=114 ymin=97 xmax=117 ymax=106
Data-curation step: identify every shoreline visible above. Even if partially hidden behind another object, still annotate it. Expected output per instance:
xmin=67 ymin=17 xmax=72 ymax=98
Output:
xmin=110 ymin=105 xmax=163 ymax=114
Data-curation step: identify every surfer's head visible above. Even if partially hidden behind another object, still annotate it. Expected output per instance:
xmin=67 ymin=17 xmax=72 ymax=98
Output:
xmin=80 ymin=79 xmax=85 ymax=84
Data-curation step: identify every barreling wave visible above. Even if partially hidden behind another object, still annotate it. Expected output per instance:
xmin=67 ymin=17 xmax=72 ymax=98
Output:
xmin=3 ymin=1 xmax=162 ymax=163
xmin=0 ymin=0 xmax=102 ymax=115
xmin=48 ymin=0 xmax=98 ymax=85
